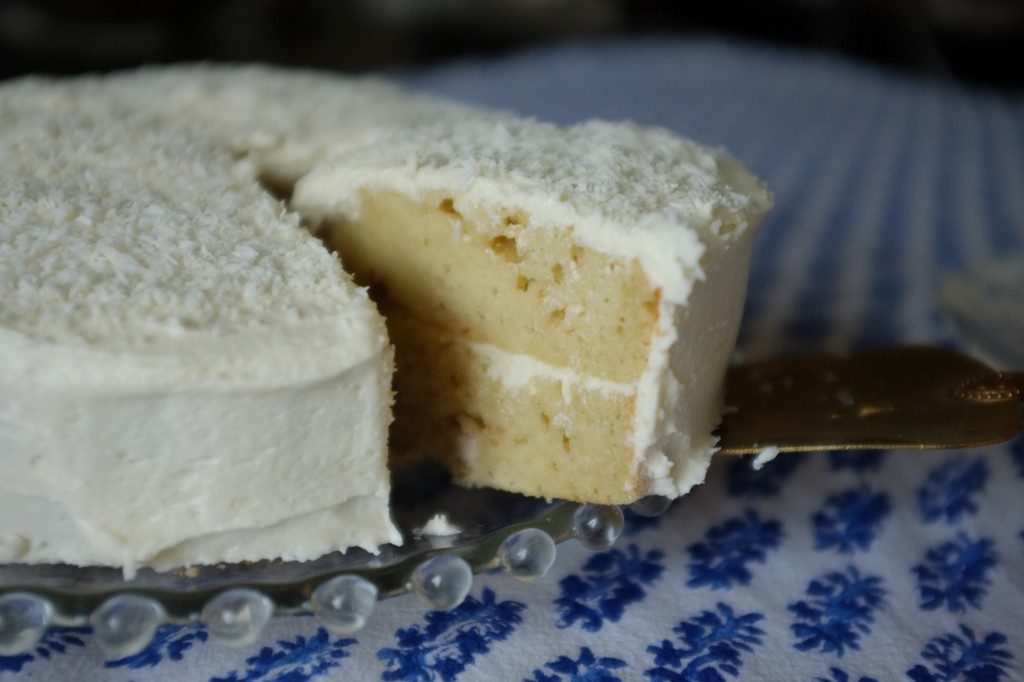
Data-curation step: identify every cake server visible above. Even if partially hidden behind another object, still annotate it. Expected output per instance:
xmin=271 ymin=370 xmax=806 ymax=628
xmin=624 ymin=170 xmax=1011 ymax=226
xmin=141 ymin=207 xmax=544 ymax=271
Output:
xmin=717 ymin=345 xmax=1024 ymax=454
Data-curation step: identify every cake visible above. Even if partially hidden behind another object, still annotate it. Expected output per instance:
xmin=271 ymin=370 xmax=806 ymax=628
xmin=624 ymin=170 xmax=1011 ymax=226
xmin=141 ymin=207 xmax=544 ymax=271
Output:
xmin=0 ymin=65 xmax=770 ymax=572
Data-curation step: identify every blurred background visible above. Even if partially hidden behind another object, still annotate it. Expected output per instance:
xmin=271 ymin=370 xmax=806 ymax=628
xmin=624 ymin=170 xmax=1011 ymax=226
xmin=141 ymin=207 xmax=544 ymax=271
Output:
xmin=0 ymin=0 xmax=1022 ymax=89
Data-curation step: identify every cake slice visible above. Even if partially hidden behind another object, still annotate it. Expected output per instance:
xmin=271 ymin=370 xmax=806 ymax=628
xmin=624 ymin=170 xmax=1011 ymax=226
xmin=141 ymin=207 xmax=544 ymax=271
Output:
xmin=0 ymin=78 xmax=401 ymax=573
xmin=293 ymin=117 xmax=772 ymax=503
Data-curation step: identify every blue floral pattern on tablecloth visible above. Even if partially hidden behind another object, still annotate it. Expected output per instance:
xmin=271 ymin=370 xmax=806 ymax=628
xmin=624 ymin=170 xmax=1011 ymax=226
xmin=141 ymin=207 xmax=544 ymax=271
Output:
xmin=645 ymin=603 xmax=765 ymax=681
xmin=4 ymin=37 xmax=1024 ymax=681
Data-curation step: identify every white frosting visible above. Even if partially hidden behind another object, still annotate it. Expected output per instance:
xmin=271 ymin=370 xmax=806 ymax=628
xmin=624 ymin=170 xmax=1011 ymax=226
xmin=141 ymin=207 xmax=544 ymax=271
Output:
xmin=469 ymin=341 xmax=632 ymax=403
xmin=636 ymin=231 xmax=758 ymax=498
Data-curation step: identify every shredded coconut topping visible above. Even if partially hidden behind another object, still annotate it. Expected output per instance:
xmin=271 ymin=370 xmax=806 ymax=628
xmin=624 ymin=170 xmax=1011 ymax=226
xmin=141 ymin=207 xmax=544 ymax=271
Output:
xmin=0 ymin=69 xmax=468 ymax=358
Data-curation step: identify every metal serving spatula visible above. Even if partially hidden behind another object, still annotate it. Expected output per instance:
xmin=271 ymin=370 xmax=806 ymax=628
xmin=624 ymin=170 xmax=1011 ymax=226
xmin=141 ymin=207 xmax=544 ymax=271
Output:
xmin=717 ymin=345 xmax=1024 ymax=454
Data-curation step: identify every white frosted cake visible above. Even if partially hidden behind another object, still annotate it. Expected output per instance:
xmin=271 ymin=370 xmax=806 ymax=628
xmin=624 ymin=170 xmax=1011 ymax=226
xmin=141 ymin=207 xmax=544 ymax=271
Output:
xmin=0 ymin=65 xmax=770 ymax=571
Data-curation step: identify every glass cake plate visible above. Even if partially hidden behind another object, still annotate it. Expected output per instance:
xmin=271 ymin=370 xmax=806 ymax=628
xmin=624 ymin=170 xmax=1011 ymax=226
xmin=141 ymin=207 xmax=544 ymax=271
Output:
xmin=0 ymin=461 xmax=632 ymax=655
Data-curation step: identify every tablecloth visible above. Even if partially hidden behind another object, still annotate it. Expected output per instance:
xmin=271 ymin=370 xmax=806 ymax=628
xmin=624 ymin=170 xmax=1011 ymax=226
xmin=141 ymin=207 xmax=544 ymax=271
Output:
xmin=3 ymin=37 xmax=1023 ymax=681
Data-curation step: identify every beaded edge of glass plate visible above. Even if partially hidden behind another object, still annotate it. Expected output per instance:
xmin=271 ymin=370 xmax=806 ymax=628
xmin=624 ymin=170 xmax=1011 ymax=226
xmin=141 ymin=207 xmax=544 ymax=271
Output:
xmin=0 ymin=461 xmax=671 ymax=657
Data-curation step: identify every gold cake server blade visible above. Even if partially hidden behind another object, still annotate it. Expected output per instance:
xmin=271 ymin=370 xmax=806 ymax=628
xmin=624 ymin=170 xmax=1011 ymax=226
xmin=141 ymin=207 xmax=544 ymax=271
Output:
xmin=717 ymin=345 xmax=1024 ymax=454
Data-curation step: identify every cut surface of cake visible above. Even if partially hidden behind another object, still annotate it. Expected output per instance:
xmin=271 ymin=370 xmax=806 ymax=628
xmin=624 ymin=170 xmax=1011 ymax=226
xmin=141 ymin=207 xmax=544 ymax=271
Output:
xmin=293 ymin=117 xmax=772 ymax=504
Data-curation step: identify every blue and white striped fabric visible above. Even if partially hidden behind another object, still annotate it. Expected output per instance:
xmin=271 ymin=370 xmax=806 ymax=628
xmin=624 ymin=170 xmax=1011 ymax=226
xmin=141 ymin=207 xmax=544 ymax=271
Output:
xmin=3 ymin=38 xmax=1023 ymax=681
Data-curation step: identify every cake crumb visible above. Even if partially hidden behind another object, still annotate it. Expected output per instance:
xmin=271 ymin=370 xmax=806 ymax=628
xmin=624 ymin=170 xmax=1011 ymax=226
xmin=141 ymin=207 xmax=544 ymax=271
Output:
xmin=416 ymin=513 xmax=462 ymax=537
xmin=751 ymin=445 xmax=780 ymax=470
